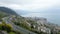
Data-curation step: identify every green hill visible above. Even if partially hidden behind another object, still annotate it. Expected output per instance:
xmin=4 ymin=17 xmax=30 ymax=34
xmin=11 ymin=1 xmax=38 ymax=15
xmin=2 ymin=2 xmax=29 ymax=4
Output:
xmin=0 ymin=7 xmax=17 ymax=15
xmin=0 ymin=7 xmax=18 ymax=17
xmin=0 ymin=7 xmax=18 ymax=21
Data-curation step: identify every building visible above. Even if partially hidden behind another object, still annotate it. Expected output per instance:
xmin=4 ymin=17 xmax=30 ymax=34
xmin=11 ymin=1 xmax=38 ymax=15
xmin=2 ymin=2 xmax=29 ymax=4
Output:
xmin=37 ymin=18 xmax=47 ymax=26
xmin=40 ymin=26 xmax=51 ymax=34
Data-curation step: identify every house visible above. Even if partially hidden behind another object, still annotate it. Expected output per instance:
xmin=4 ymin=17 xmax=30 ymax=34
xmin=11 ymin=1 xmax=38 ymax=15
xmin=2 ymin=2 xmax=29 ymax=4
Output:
xmin=40 ymin=26 xmax=51 ymax=34
xmin=0 ymin=22 xmax=2 ymax=24
xmin=26 ymin=22 xmax=31 ymax=27
xmin=37 ymin=18 xmax=47 ymax=26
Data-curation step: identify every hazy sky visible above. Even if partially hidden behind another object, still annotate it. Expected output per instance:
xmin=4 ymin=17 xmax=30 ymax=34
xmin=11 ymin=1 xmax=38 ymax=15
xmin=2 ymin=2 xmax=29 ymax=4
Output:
xmin=0 ymin=0 xmax=60 ymax=25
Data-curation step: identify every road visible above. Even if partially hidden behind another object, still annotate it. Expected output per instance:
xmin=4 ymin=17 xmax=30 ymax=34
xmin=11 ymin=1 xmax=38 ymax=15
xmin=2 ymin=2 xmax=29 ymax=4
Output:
xmin=2 ymin=17 xmax=37 ymax=34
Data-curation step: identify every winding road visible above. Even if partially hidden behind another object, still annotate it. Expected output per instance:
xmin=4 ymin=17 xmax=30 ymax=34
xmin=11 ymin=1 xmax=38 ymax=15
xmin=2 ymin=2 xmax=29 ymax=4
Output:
xmin=2 ymin=17 xmax=37 ymax=34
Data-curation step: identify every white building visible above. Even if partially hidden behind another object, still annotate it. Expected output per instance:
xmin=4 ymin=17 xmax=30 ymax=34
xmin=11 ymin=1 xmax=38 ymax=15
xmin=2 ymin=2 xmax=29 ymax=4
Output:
xmin=40 ymin=26 xmax=51 ymax=34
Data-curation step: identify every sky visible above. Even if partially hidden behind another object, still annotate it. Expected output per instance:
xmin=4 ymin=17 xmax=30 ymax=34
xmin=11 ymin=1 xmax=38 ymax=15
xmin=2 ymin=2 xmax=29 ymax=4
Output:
xmin=0 ymin=0 xmax=60 ymax=25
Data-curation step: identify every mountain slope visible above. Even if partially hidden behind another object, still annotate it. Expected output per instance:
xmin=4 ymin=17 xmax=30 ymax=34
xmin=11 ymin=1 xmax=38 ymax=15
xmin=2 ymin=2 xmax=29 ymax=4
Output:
xmin=0 ymin=7 xmax=17 ymax=15
xmin=0 ymin=7 xmax=18 ymax=19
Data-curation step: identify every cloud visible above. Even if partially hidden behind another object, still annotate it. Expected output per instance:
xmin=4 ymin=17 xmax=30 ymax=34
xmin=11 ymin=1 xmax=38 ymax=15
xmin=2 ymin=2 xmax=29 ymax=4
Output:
xmin=0 ymin=0 xmax=60 ymax=16
xmin=0 ymin=0 xmax=60 ymax=11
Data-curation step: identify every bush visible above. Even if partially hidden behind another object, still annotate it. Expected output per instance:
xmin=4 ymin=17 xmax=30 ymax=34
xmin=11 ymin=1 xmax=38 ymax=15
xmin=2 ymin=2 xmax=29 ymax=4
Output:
xmin=9 ymin=32 xmax=15 ymax=34
xmin=0 ymin=24 xmax=2 ymax=30
xmin=0 ymin=23 xmax=12 ymax=32
xmin=2 ymin=24 xmax=12 ymax=32
xmin=9 ymin=30 xmax=22 ymax=34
